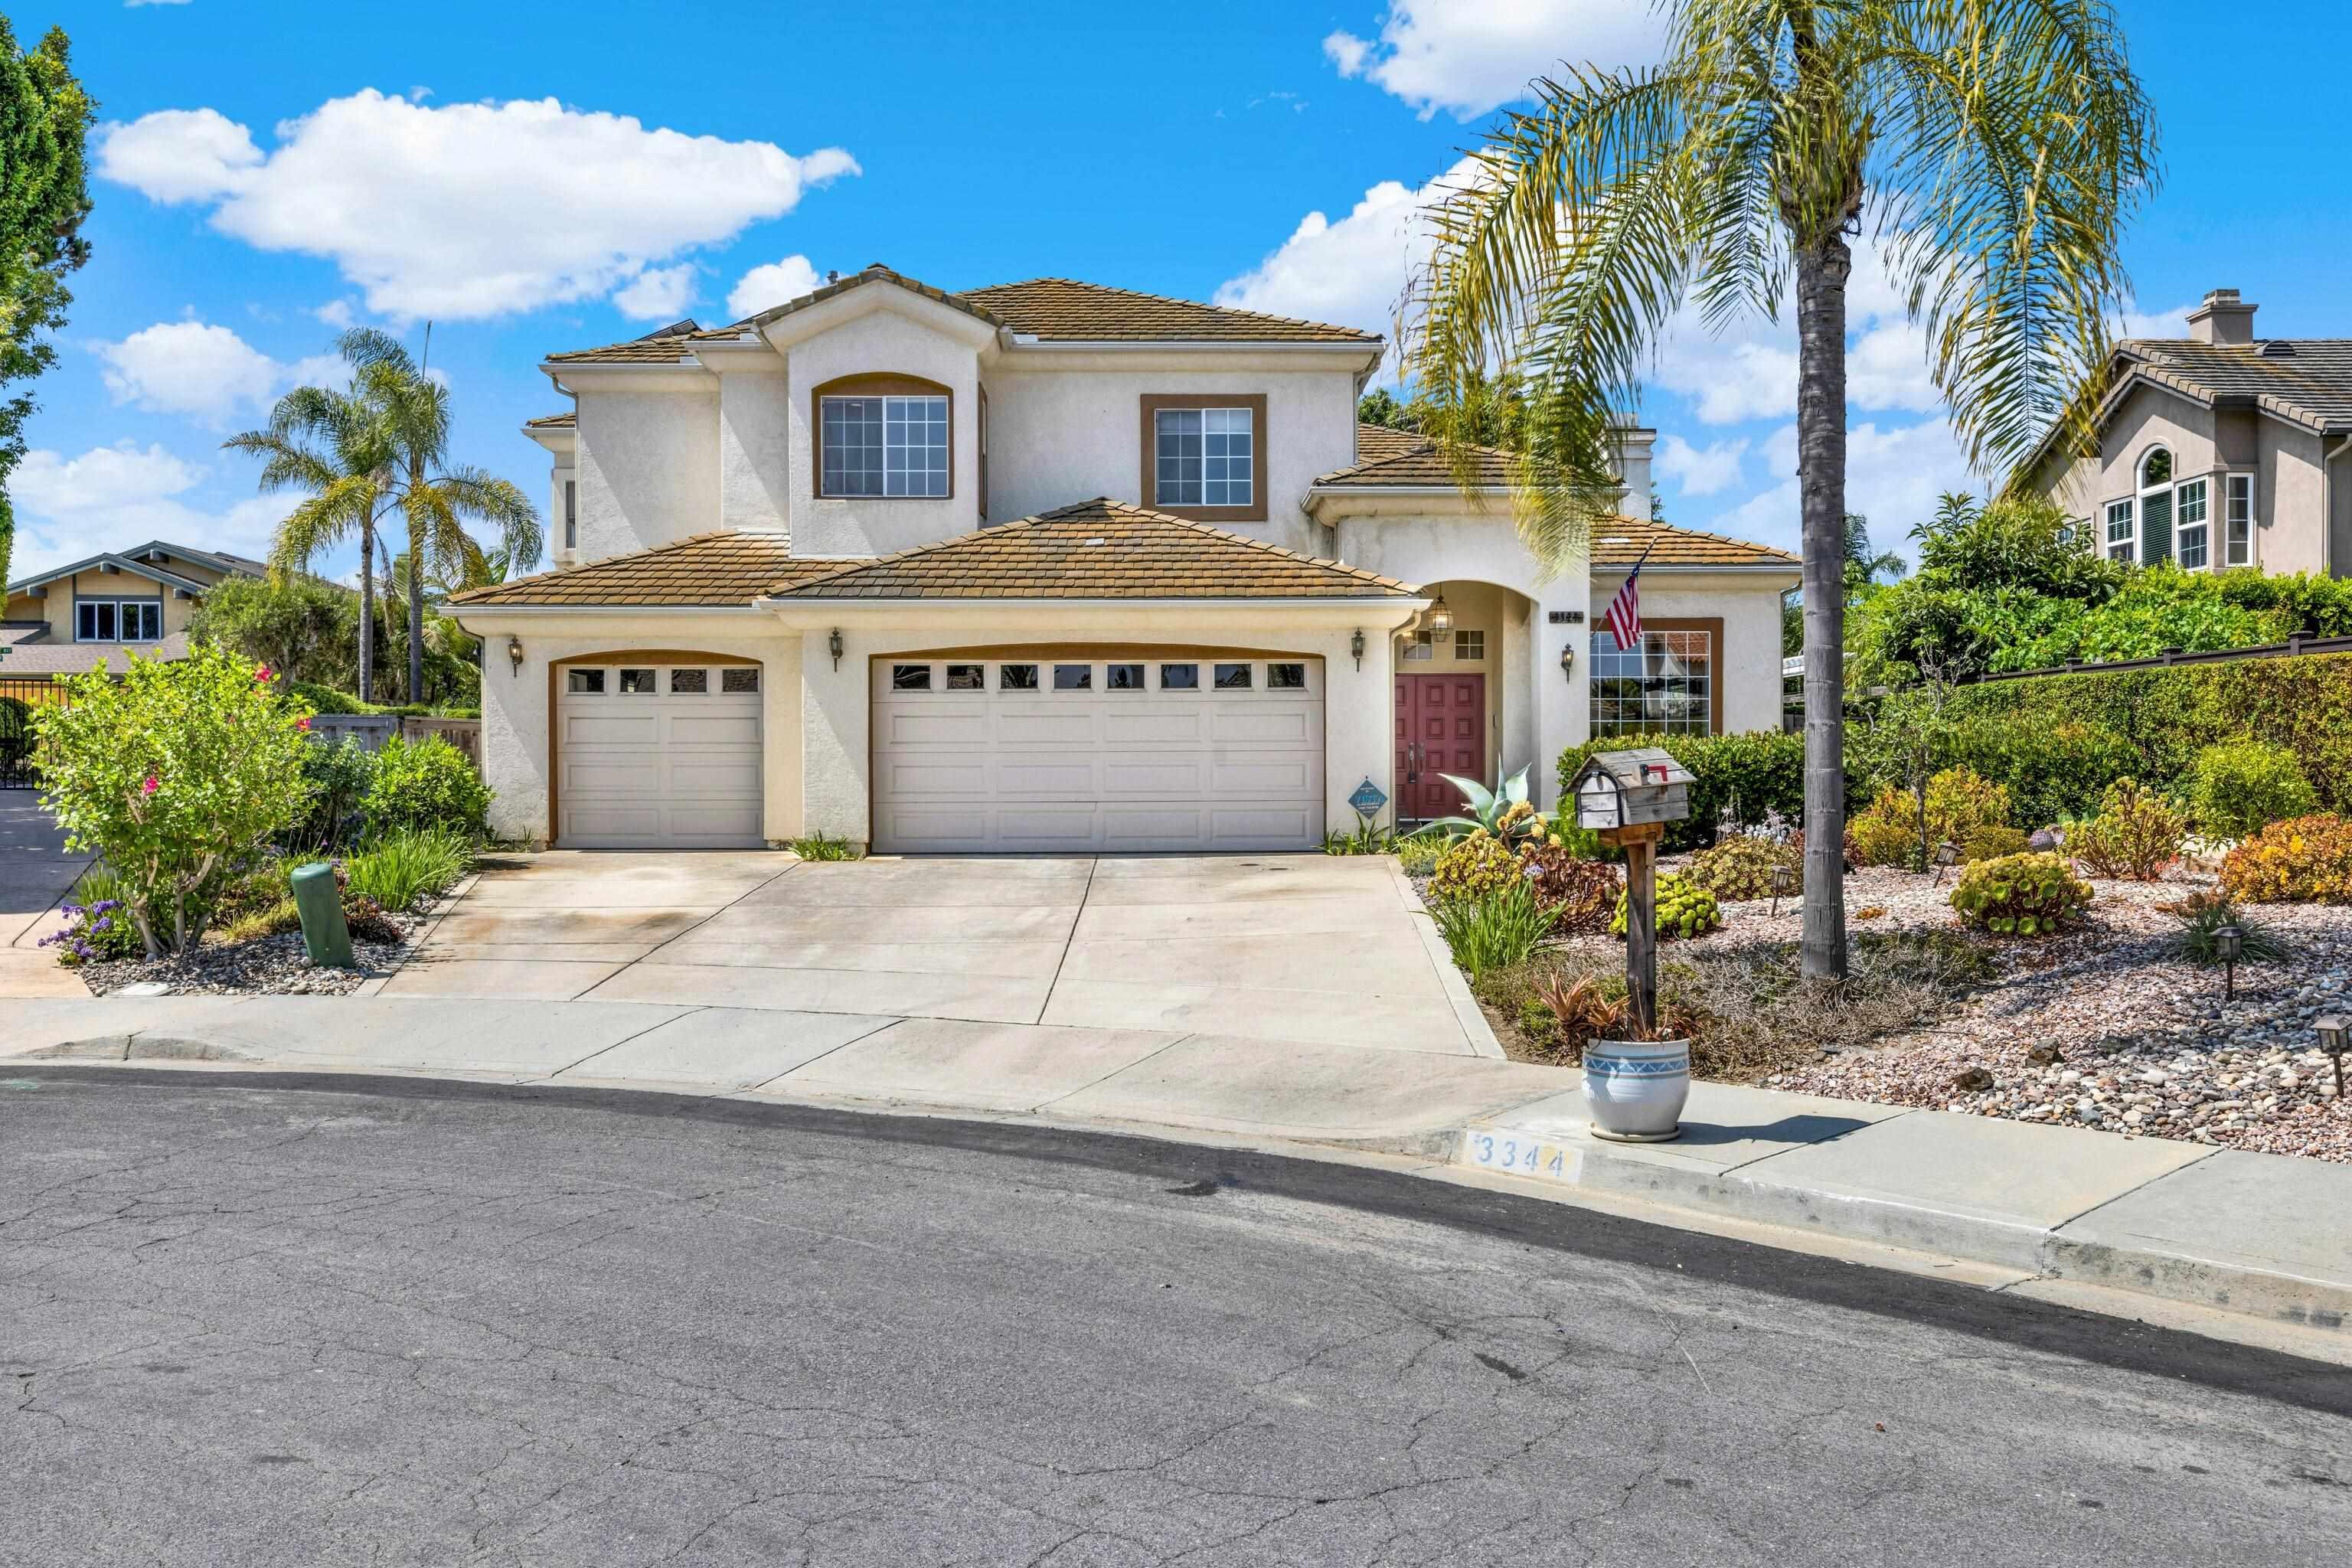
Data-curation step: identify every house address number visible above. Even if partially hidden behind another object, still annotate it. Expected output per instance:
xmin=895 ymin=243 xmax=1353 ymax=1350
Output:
xmin=1458 ymin=1129 xmax=1583 ymax=1184
xmin=1546 ymin=610 xmax=1586 ymax=625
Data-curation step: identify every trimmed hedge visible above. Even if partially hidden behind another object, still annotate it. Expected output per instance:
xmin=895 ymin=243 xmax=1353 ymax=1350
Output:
xmin=1557 ymin=730 xmax=1805 ymax=851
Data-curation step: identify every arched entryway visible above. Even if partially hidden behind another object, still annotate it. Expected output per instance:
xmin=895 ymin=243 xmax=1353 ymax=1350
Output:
xmin=1393 ymin=579 xmax=1540 ymax=825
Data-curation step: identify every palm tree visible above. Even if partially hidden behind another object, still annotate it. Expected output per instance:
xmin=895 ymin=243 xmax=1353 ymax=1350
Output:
xmin=338 ymin=327 xmax=542 ymax=704
xmin=1410 ymin=0 xmax=2157 ymax=979
xmin=1844 ymin=513 xmax=1906 ymax=599
xmin=225 ymin=378 xmax=393 ymax=701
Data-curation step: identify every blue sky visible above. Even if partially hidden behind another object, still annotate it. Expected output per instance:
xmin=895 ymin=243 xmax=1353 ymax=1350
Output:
xmin=11 ymin=0 xmax=2350 ymax=585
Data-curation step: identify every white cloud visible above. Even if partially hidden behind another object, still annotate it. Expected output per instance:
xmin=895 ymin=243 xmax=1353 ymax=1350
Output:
xmin=612 ymin=263 xmax=697 ymax=322
xmin=313 ymin=299 xmax=354 ymax=329
xmin=1655 ymin=434 xmax=1747 ymax=498
xmin=5 ymin=443 xmax=286 ymax=580
xmin=93 ymin=322 xmax=287 ymax=423
xmin=1323 ymin=0 xmax=1664 ymax=121
xmin=726 ymin=255 xmax=824 ymax=322
xmin=1701 ymin=419 xmax=1975 ymax=556
xmin=96 ymin=90 xmax=859 ymax=319
xmin=1215 ymin=157 xmax=1481 ymax=360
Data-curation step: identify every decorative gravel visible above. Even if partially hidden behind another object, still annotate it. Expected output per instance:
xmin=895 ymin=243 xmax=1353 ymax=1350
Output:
xmin=74 ymin=910 xmax=430 ymax=998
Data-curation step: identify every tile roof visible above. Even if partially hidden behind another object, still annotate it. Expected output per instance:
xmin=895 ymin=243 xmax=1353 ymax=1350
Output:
xmin=1319 ymin=426 xmax=1797 ymax=569
xmin=2115 ymin=338 xmax=2352 ymax=432
xmin=524 ymin=410 xmax=575 ymax=428
xmin=446 ymin=532 xmax=835 ymax=608
xmin=770 ymin=498 xmax=1416 ymax=601
xmin=546 ymin=266 xmax=1381 ymax=364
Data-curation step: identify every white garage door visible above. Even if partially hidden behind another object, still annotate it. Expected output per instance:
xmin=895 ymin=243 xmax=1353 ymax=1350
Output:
xmin=871 ymin=654 xmax=1325 ymax=854
xmin=557 ymin=662 xmax=763 ymax=848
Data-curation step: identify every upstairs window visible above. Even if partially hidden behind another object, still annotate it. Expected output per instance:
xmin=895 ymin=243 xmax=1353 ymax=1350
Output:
xmin=2105 ymin=499 xmax=2135 ymax=564
xmin=1140 ymin=394 xmax=1267 ymax=521
xmin=2226 ymin=474 xmax=2255 ymax=567
xmin=817 ymin=376 xmax=951 ymax=498
xmin=564 ymin=479 xmax=577 ymax=550
xmin=77 ymin=599 xmax=162 ymax=642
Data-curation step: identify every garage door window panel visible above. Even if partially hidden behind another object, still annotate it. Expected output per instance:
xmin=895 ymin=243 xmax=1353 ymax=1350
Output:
xmin=619 ymin=668 xmax=657 ymax=694
xmin=1054 ymin=665 xmax=1092 ymax=691
xmin=568 ymin=669 xmax=606 ymax=694
xmin=669 ymin=668 xmax=708 ymax=694
xmin=1106 ymin=663 xmax=1145 ymax=691
xmin=946 ymin=664 xmax=985 ymax=691
xmin=1214 ymin=663 xmax=1252 ymax=690
xmin=1000 ymin=664 xmax=1040 ymax=691
xmin=1160 ymin=664 xmax=1198 ymax=690
xmin=722 ymin=668 xmax=760 ymax=694
xmin=892 ymin=664 xmax=933 ymax=691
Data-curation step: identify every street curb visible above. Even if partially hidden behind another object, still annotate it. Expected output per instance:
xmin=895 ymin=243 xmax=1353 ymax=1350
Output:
xmin=1385 ymin=854 xmax=1507 ymax=1062
xmin=1442 ymin=1120 xmax=2351 ymax=1336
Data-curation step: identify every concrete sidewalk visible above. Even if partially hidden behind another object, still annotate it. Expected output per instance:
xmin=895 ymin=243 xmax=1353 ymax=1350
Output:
xmin=2 ymin=991 xmax=2346 ymax=1339
xmin=0 ymin=796 xmax=91 ymax=999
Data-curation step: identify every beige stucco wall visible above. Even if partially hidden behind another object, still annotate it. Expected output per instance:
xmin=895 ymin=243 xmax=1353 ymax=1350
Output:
xmin=716 ymin=366 xmax=792 ymax=535
xmin=450 ymin=609 xmax=802 ymax=846
xmin=573 ymin=377 xmax=721 ymax=561
xmin=1589 ymin=571 xmax=1795 ymax=743
xmin=984 ymin=359 xmax=1365 ymax=555
xmin=769 ymin=601 xmax=1419 ymax=845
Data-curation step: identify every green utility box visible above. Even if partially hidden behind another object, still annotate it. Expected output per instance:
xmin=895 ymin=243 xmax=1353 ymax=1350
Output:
xmin=289 ymin=861 xmax=354 ymax=970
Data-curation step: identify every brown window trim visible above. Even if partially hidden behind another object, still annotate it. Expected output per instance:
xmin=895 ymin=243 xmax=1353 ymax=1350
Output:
xmin=813 ymin=372 xmax=955 ymax=501
xmin=1138 ymin=393 xmax=1269 ymax=523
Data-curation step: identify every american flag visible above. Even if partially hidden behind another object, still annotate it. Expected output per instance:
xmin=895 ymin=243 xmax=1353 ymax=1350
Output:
xmin=1602 ymin=545 xmax=1653 ymax=651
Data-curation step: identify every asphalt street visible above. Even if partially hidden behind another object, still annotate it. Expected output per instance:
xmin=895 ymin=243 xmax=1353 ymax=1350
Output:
xmin=4 ymin=1070 xmax=2350 ymax=1566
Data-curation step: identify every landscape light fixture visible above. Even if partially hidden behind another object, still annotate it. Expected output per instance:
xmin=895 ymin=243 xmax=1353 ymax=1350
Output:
xmin=1351 ymin=628 xmax=1366 ymax=671
xmin=828 ymin=628 xmax=844 ymax=671
xmin=1427 ymin=592 xmax=1453 ymax=636
xmin=2320 ymin=1015 xmax=2348 ymax=1099
xmin=2213 ymin=923 xmax=2244 ymax=1004
xmin=1932 ymin=840 xmax=1961 ymax=884
xmin=1769 ymin=861 xmax=1794 ymax=917
xmin=505 ymin=635 xmax=524 ymax=676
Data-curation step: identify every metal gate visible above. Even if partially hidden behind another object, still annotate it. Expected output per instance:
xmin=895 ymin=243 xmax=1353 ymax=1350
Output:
xmin=0 ymin=677 xmax=67 ymax=789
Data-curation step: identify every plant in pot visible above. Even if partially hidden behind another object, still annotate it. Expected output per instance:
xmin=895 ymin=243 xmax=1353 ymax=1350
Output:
xmin=1534 ymin=971 xmax=1694 ymax=1142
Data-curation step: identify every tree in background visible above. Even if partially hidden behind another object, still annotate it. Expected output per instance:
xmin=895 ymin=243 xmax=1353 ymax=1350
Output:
xmin=0 ymin=21 xmax=93 ymax=577
xmin=1844 ymin=514 xmax=1906 ymax=599
xmin=186 ymin=573 xmax=358 ymax=690
xmin=338 ymin=328 xmax=541 ymax=705
xmin=1408 ymin=0 xmax=2158 ymax=980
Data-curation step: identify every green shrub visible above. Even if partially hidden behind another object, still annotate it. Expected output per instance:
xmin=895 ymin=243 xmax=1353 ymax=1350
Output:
xmin=285 ymin=681 xmax=382 ymax=716
xmin=0 ymin=694 xmax=36 ymax=779
xmin=345 ymin=827 xmax=473 ymax=913
xmin=34 ymin=645 xmax=313 ymax=956
xmin=2066 ymin=778 xmax=2187 ymax=880
xmin=1431 ymin=883 xmax=1562 ymax=982
xmin=2187 ymin=740 xmax=2316 ymax=841
xmin=361 ymin=735 xmax=491 ymax=836
xmin=1429 ymin=830 xmax=1521 ymax=903
xmin=1846 ymin=767 xmax=2013 ymax=870
xmin=1949 ymin=851 xmax=2092 ymax=936
xmin=787 ymin=833 xmax=861 ymax=861
xmin=218 ymin=897 xmax=302 ymax=945
xmin=1557 ymin=730 xmax=1805 ymax=851
xmin=290 ymin=736 xmax=377 ymax=851
xmin=2164 ymin=892 xmax=2291 ymax=968
xmin=341 ymin=893 xmax=404 ymax=945
xmin=1961 ymin=825 xmax=2032 ymax=862
xmin=2219 ymin=814 xmax=2352 ymax=903
xmin=1683 ymin=834 xmax=1800 ymax=900
xmin=1610 ymin=873 xmax=1721 ymax=940
xmin=1938 ymin=715 xmax=2141 ymax=829
xmin=1395 ymin=832 xmax=1446 ymax=876
xmin=1517 ymin=838 xmax=1619 ymax=933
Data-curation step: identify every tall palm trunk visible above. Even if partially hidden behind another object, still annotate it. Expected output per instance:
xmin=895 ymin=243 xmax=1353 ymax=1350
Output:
xmin=407 ymin=453 xmax=426 ymax=704
xmin=355 ymin=512 xmax=375 ymax=703
xmin=1795 ymin=231 xmax=1851 ymax=982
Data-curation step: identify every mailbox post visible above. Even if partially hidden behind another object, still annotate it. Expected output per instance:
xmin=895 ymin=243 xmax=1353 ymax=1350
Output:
xmin=1571 ymin=749 xmax=1696 ymax=1039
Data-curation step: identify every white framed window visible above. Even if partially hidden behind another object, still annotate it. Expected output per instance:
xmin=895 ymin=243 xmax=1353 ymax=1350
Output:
xmin=2137 ymin=446 xmax=2175 ymax=564
xmin=821 ymin=394 xmax=949 ymax=498
xmin=564 ymin=479 xmax=577 ymax=550
xmin=2226 ymin=474 xmax=2255 ymax=567
xmin=76 ymin=599 xmax=162 ymax=642
xmin=1155 ymin=407 xmax=1253 ymax=508
xmin=2175 ymin=477 xmax=2210 ymax=570
xmin=2105 ymin=499 xmax=2135 ymax=563
xmin=1589 ymin=628 xmax=1713 ymax=736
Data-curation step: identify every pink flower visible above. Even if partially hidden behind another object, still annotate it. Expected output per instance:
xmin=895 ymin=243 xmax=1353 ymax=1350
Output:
xmin=255 ymin=664 xmax=274 ymax=682
xmin=296 ymin=716 xmax=312 ymax=732
xmin=141 ymin=775 xmax=159 ymax=796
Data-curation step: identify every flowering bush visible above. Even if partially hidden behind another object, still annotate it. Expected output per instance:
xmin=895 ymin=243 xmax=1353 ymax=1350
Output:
xmin=2218 ymin=814 xmax=2352 ymax=903
xmin=361 ymin=734 xmax=491 ymax=836
xmin=1847 ymin=767 xmax=2014 ymax=870
xmin=1949 ymin=851 xmax=2092 ymax=936
xmin=1429 ymin=829 xmax=1521 ymax=904
xmin=34 ymin=645 xmax=314 ymax=957
xmin=2066 ymin=778 xmax=2187 ymax=880
xmin=37 ymin=898 xmax=144 ymax=966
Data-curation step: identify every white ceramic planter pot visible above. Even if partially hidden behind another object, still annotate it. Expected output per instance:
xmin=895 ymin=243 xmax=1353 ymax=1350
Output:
xmin=1582 ymin=1037 xmax=1690 ymax=1142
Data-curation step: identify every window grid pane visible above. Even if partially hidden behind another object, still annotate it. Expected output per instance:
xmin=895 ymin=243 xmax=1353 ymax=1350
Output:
xmin=669 ymin=668 xmax=708 ymax=694
xmin=1587 ymin=629 xmax=1713 ymax=736
xmin=2175 ymin=479 xmax=2209 ymax=570
xmin=720 ymin=668 xmax=760 ymax=694
xmin=2226 ymin=475 xmax=2254 ymax=566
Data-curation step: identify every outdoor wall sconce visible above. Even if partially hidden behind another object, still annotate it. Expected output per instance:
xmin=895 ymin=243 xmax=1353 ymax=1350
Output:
xmin=1351 ymin=628 xmax=1366 ymax=671
xmin=828 ymin=627 xmax=844 ymax=671
xmin=2213 ymin=923 xmax=2244 ymax=1004
xmin=1559 ymin=642 xmax=1576 ymax=684
xmin=2320 ymin=1015 xmax=2348 ymax=1099
xmin=505 ymin=635 xmax=524 ymax=676
xmin=1426 ymin=592 xmax=1453 ymax=636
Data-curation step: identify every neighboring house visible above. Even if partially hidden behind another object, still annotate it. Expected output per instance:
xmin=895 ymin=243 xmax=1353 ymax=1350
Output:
xmin=2030 ymin=289 xmax=2352 ymax=574
xmin=0 ymin=541 xmax=268 ymax=676
xmin=452 ymin=264 xmax=1796 ymax=852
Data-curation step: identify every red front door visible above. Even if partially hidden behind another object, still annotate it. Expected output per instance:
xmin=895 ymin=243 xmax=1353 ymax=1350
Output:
xmin=1395 ymin=672 xmax=1487 ymax=821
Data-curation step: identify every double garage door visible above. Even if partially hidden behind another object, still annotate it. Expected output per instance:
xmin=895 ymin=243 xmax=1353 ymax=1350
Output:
xmin=871 ymin=652 xmax=1325 ymax=854
xmin=557 ymin=661 xmax=763 ymax=848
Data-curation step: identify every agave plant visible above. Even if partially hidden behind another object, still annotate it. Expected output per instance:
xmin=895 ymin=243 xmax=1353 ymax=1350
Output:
xmin=1426 ymin=766 xmax=1547 ymax=845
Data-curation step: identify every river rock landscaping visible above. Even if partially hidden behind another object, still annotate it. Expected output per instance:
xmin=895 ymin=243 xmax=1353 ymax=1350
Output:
xmin=68 ymin=900 xmax=441 ymax=998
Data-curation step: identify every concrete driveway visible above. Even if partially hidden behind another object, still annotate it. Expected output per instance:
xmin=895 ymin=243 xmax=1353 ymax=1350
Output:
xmin=385 ymin=851 xmax=1494 ymax=1057
xmin=0 ymin=795 xmax=92 ymax=998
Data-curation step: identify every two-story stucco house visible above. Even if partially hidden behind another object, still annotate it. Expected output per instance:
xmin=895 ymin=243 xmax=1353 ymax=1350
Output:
xmin=2030 ymin=289 xmax=2352 ymax=574
xmin=2 ymin=541 xmax=266 ymax=675
xmin=451 ymin=265 xmax=1797 ymax=852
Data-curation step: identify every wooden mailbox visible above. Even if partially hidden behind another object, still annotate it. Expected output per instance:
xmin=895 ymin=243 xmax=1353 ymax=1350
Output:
xmin=1567 ymin=749 xmax=1696 ymax=1037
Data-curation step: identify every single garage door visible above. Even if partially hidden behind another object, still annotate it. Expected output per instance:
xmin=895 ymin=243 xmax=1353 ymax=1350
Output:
xmin=871 ymin=653 xmax=1324 ymax=854
xmin=557 ymin=661 xmax=763 ymax=848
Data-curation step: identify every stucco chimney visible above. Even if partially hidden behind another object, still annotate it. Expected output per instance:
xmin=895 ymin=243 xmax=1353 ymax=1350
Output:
xmin=2187 ymin=289 xmax=2258 ymax=346
xmin=1612 ymin=427 xmax=1655 ymax=518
